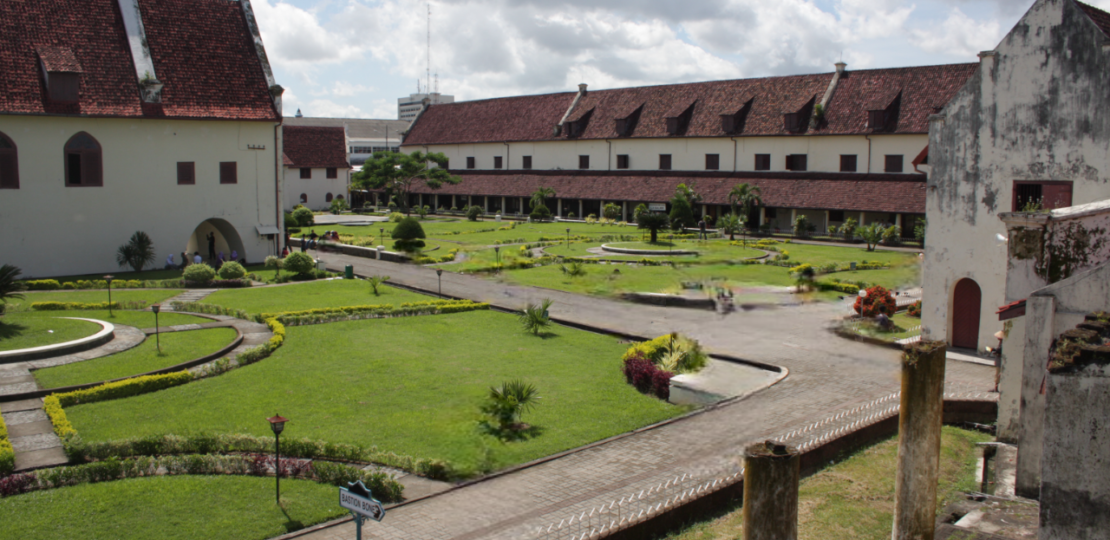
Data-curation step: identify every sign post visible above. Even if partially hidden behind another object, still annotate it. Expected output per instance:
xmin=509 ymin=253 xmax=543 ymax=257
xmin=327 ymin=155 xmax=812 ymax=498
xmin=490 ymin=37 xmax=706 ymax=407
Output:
xmin=339 ymin=480 xmax=386 ymax=540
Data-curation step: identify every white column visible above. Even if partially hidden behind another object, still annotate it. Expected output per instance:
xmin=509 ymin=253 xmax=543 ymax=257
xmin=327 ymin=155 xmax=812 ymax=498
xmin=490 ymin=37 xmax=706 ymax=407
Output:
xmin=557 ymin=199 xmax=562 ymax=216
xmin=759 ymin=207 xmax=766 ymax=227
xmin=790 ymin=208 xmax=797 ymax=227
xmin=860 ymin=211 xmax=866 ymax=225
xmin=895 ymin=213 xmax=903 ymax=230
xmin=825 ymin=210 xmax=830 ymax=234
xmin=622 ymin=201 xmax=628 ymax=222
xmin=578 ymin=200 xmax=583 ymax=218
xmin=701 ymin=204 xmax=707 ymax=218
xmin=484 ymin=196 xmax=489 ymax=213
xmin=451 ymin=195 xmax=456 ymax=209
xmin=501 ymin=196 xmax=506 ymax=214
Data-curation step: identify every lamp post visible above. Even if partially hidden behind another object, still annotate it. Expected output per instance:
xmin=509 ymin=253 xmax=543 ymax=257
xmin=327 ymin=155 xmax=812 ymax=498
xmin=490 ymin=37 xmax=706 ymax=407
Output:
xmin=151 ymin=303 xmax=161 ymax=352
xmin=268 ymin=414 xmax=288 ymax=504
xmin=436 ymin=269 xmax=443 ymax=297
xmin=380 ymin=228 xmax=385 ymax=247
xmin=566 ymin=228 xmax=570 ymax=249
xmin=104 ymin=275 xmax=114 ymax=317
xmin=494 ymin=246 xmax=500 ymax=270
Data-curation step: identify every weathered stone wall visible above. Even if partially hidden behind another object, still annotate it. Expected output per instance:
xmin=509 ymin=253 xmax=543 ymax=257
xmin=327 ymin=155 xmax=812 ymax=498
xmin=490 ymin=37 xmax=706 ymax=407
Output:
xmin=923 ymin=0 xmax=1110 ymax=352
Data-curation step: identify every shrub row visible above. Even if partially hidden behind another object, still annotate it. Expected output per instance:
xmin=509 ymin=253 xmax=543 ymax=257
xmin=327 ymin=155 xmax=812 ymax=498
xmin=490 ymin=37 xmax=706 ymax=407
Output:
xmin=816 ymin=280 xmax=868 ymax=294
xmin=171 ymin=302 xmax=251 ymax=320
xmin=0 ymin=415 xmax=13 ymax=476
xmin=261 ymin=301 xmax=490 ymax=327
xmin=31 ymin=301 xmax=148 ymax=311
xmin=908 ymin=300 xmax=922 ymax=317
xmin=53 ymin=371 xmax=195 ymax=408
xmin=229 ymin=318 xmax=285 ymax=366
xmin=183 ymin=279 xmax=251 ymax=288
xmin=0 ymin=454 xmax=403 ymax=501
xmin=43 ymin=395 xmax=76 ymax=439
xmin=22 ymin=279 xmax=186 ymax=290
xmin=64 ymin=433 xmax=455 ymax=481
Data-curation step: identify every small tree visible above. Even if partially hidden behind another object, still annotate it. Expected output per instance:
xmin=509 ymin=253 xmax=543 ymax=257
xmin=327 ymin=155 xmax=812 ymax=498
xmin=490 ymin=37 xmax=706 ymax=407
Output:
xmin=264 ymin=255 xmax=283 ymax=280
xmin=478 ymin=380 xmax=541 ymax=438
xmin=283 ymin=252 xmax=315 ymax=276
xmin=840 ymin=217 xmax=858 ymax=242
xmin=367 ymin=275 xmax=390 ymax=296
xmin=183 ymin=263 xmax=217 ymax=285
xmin=637 ymin=212 xmax=670 ymax=243
xmin=391 ymin=217 xmax=427 ymax=252
xmin=859 ymin=223 xmax=886 ymax=251
xmin=717 ymin=213 xmax=741 ymax=241
xmin=882 ymin=225 xmax=902 ymax=246
xmin=116 ymin=231 xmax=156 ymax=273
xmin=0 ymin=264 xmax=26 ymax=318
xmin=466 ymin=205 xmax=483 ymax=221
xmin=417 ymin=205 xmax=430 ymax=219
xmin=602 ymin=203 xmax=621 ymax=221
xmin=351 ymin=151 xmax=460 ymax=214
xmin=854 ymin=285 xmax=897 ymax=317
xmin=727 ymin=183 xmax=762 ymax=225
xmin=519 ymin=299 xmax=553 ymax=335
xmin=529 ymin=204 xmax=552 ymax=222
xmin=793 ymin=215 xmax=811 ymax=238
xmin=217 ymin=261 xmax=246 ymax=280
xmin=530 ymin=186 xmax=555 ymax=212
xmin=632 ymin=203 xmax=649 ymax=222
xmin=914 ymin=218 xmax=927 ymax=244
xmin=292 ymin=207 xmax=314 ymax=227
xmin=328 ymin=197 xmax=350 ymax=215
xmin=669 ymin=196 xmax=695 ymax=232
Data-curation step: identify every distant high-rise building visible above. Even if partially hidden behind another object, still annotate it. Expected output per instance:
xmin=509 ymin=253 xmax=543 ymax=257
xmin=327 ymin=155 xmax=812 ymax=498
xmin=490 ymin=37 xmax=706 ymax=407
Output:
xmin=398 ymin=92 xmax=453 ymax=122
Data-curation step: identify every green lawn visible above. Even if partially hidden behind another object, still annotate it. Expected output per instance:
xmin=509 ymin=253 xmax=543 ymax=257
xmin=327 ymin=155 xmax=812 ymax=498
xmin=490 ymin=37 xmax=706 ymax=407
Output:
xmin=847 ymin=313 xmax=923 ymax=343
xmin=0 ymin=475 xmax=345 ymax=540
xmin=0 ymin=317 xmax=102 ymax=352
xmin=204 ymin=280 xmax=435 ymax=315
xmin=7 ymin=290 xmax=183 ymax=311
xmin=33 ymin=328 xmax=238 ymax=389
xmin=303 ymin=219 xmax=640 ymax=248
xmin=541 ymin=240 xmax=766 ymax=262
xmin=661 ymin=426 xmax=990 ymax=540
xmin=65 ymin=311 xmax=682 ymax=475
xmin=6 ymin=310 xmax=214 ymax=330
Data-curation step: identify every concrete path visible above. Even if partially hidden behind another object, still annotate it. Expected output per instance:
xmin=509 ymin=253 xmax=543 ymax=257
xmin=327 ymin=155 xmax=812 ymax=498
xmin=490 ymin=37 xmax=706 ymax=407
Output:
xmin=1 ymin=398 xmax=67 ymax=471
xmin=0 ymin=325 xmax=146 ymax=398
xmin=160 ymin=289 xmax=216 ymax=310
xmin=281 ymin=253 xmax=996 ymax=540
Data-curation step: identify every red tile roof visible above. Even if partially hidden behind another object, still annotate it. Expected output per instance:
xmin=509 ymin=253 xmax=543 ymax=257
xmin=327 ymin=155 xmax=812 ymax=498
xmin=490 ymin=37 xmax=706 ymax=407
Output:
xmin=0 ymin=0 xmax=278 ymax=121
xmin=283 ymin=126 xmax=349 ymax=169
xmin=405 ymin=171 xmax=926 ymax=214
xmin=997 ymin=299 xmax=1027 ymax=321
xmin=36 ymin=46 xmax=82 ymax=73
xmin=403 ymin=64 xmax=977 ymax=146
xmin=1077 ymin=1 xmax=1110 ymax=38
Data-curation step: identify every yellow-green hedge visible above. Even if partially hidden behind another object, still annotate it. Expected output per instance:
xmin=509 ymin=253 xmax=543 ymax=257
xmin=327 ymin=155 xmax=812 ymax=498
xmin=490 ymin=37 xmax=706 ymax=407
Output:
xmin=32 ymin=301 xmax=121 ymax=311
xmin=621 ymin=334 xmax=673 ymax=363
xmin=0 ymin=413 xmax=14 ymax=475
xmin=54 ymin=371 xmax=194 ymax=408
xmin=43 ymin=395 xmax=76 ymax=439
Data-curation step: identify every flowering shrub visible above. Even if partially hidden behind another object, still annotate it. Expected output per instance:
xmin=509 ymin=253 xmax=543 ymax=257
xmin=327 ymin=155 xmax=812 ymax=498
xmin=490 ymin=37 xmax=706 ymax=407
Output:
xmin=853 ymin=285 xmax=897 ymax=317
xmin=908 ymin=300 xmax=922 ymax=318
xmin=622 ymin=353 xmax=673 ymax=400
xmin=0 ymin=415 xmax=13 ymax=476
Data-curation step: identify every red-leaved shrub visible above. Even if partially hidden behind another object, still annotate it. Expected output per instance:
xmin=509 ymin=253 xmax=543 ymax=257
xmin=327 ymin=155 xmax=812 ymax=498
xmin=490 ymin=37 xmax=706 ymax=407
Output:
xmin=622 ymin=352 xmax=673 ymax=400
xmin=853 ymin=285 xmax=897 ymax=317
xmin=907 ymin=300 xmax=922 ymax=317
xmin=0 ymin=473 xmax=36 ymax=497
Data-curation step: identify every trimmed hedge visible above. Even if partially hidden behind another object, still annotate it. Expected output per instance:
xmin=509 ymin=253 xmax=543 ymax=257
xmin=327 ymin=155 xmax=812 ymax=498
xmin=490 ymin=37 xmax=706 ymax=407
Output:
xmin=23 ymin=279 xmax=61 ymax=290
xmin=172 ymin=300 xmax=490 ymax=327
xmin=31 ymin=301 xmax=147 ymax=311
xmin=0 ymin=414 xmax=13 ymax=476
xmin=0 ymin=454 xmax=404 ymax=502
xmin=25 ymin=279 xmax=184 ymax=290
xmin=43 ymin=395 xmax=76 ymax=439
xmin=66 ymin=433 xmax=454 ymax=481
xmin=817 ymin=280 xmax=866 ymax=294
xmin=53 ymin=371 xmax=195 ymax=408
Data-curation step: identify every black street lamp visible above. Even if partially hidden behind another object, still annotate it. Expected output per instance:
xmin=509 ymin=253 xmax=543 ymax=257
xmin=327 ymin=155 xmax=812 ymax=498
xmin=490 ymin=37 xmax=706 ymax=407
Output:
xmin=379 ymin=228 xmax=385 ymax=247
xmin=436 ymin=268 xmax=443 ymax=297
xmin=268 ymin=414 xmax=288 ymax=504
xmin=494 ymin=246 xmax=500 ymax=270
xmin=104 ymin=275 xmax=114 ymax=317
xmin=151 ymin=303 xmax=161 ymax=352
xmin=566 ymin=228 xmax=570 ymax=249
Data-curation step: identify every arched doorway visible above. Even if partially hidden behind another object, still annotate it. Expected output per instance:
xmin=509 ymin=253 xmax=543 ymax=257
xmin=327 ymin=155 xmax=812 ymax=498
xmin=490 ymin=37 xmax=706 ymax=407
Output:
xmin=951 ymin=278 xmax=982 ymax=350
xmin=185 ymin=218 xmax=246 ymax=263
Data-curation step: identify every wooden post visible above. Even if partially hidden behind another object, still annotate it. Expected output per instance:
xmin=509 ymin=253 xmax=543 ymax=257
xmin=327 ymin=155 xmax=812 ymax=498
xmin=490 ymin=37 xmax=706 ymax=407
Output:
xmin=892 ymin=341 xmax=947 ymax=540
xmin=743 ymin=440 xmax=800 ymax=540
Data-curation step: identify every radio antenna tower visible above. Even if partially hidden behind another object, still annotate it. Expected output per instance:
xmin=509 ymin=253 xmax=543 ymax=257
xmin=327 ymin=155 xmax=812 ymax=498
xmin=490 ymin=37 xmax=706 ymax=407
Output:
xmin=426 ymin=3 xmax=431 ymax=99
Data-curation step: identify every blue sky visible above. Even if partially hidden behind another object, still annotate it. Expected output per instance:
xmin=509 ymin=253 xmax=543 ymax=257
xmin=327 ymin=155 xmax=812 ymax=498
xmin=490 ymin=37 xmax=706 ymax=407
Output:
xmin=251 ymin=0 xmax=1108 ymax=119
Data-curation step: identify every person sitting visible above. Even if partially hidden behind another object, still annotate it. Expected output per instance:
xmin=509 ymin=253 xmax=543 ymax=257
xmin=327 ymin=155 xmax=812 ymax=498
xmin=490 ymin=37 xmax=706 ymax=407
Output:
xmin=164 ymin=253 xmax=176 ymax=270
xmin=281 ymin=246 xmax=290 ymax=257
xmin=179 ymin=252 xmax=188 ymax=270
xmin=193 ymin=251 xmax=203 ymax=265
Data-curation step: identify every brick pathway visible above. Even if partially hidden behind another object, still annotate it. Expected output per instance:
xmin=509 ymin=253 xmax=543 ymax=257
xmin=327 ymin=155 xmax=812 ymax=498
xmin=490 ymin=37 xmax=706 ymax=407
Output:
xmin=277 ymin=254 xmax=997 ymax=540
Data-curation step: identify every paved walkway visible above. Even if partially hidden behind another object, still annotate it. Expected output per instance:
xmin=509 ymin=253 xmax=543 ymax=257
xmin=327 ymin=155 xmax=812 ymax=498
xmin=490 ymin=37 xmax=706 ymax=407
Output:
xmin=283 ymin=253 xmax=996 ymax=540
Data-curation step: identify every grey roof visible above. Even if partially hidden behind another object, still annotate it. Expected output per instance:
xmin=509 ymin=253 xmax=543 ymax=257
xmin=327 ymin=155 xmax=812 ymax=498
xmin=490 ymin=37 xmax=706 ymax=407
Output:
xmin=282 ymin=117 xmax=410 ymax=139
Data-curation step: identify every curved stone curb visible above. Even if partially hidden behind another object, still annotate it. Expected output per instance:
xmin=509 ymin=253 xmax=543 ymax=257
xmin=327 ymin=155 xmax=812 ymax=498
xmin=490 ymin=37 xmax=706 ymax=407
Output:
xmin=0 ymin=318 xmax=115 ymax=364
xmin=601 ymin=243 xmax=699 ymax=256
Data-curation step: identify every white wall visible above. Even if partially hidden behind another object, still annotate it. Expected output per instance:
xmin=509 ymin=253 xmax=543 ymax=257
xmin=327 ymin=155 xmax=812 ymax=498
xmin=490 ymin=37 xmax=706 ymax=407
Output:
xmin=922 ymin=0 xmax=1110 ymax=352
xmin=284 ymin=167 xmax=349 ymax=211
xmin=0 ymin=115 xmax=280 ymax=277
xmin=409 ymin=134 xmax=927 ymax=174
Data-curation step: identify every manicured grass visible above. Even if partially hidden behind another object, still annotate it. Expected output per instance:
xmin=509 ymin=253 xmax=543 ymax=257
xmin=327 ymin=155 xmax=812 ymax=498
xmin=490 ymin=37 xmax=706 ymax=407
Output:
xmin=0 ymin=475 xmax=346 ymax=540
xmin=303 ymin=219 xmax=639 ymax=248
xmin=204 ymin=280 xmax=435 ymax=315
xmin=65 ymin=311 xmax=682 ymax=475
xmin=7 ymin=310 xmax=213 ymax=330
xmin=33 ymin=328 xmax=238 ymax=389
xmin=0 ymin=317 xmax=102 ymax=352
xmin=6 ymin=290 xmax=183 ymax=311
xmin=660 ymin=426 xmax=990 ymax=540
xmin=541 ymin=241 xmax=766 ymax=262
xmin=847 ymin=313 xmax=922 ymax=343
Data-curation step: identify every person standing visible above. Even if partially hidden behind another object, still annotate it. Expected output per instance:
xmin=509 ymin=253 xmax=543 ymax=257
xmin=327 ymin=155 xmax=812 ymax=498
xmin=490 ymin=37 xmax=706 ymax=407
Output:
xmin=698 ymin=219 xmax=707 ymax=240
xmin=206 ymin=232 xmax=216 ymax=262
xmin=179 ymin=252 xmax=188 ymax=270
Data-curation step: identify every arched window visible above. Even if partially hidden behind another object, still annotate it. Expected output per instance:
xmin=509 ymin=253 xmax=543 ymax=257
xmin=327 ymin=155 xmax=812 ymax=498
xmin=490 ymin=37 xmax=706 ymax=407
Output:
xmin=299 ymin=193 xmax=307 ymax=204
xmin=326 ymin=193 xmax=333 ymax=202
xmin=336 ymin=194 xmax=344 ymax=200
xmin=64 ymin=132 xmax=102 ymax=187
xmin=0 ymin=132 xmax=17 ymax=189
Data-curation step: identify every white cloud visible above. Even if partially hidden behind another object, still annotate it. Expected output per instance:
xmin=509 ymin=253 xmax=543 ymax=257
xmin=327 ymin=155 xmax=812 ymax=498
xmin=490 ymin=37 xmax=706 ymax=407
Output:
xmin=909 ymin=7 xmax=1003 ymax=57
xmin=301 ymin=99 xmax=368 ymax=118
xmin=332 ymin=82 xmax=375 ymax=97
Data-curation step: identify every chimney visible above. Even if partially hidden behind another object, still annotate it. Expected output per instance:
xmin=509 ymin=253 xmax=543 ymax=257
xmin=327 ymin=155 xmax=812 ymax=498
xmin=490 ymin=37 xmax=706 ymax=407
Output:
xmin=578 ymin=83 xmax=588 ymax=95
xmin=835 ymin=62 xmax=846 ymax=75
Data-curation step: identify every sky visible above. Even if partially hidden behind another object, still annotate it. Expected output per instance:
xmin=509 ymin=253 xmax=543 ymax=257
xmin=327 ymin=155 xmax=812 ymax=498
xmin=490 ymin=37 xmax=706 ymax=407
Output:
xmin=254 ymin=0 xmax=1110 ymax=120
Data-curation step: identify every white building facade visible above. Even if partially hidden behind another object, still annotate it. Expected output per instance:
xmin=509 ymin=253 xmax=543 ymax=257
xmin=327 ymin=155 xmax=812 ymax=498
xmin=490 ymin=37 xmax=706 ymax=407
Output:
xmin=282 ymin=125 xmax=351 ymax=211
xmin=0 ymin=0 xmax=284 ymax=278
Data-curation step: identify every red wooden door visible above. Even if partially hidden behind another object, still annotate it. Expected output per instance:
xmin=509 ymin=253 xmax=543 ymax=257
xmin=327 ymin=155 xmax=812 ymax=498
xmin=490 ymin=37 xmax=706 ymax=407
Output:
xmin=952 ymin=278 xmax=982 ymax=350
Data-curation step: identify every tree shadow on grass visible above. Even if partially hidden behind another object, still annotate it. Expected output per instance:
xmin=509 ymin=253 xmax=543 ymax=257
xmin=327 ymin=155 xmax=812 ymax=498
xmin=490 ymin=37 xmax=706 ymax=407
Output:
xmin=480 ymin=423 xmax=546 ymax=443
xmin=0 ymin=321 xmax=28 ymax=341
xmin=279 ymin=506 xmax=305 ymax=533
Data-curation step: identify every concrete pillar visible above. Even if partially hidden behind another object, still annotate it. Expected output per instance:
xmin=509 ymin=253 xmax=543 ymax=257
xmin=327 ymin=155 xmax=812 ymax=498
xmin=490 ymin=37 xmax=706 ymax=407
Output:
xmin=824 ymin=210 xmax=830 ymax=234
xmin=892 ymin=340 xmax=947 ymax=540
xmin=451 ymin=194 xmax=456 ymax=210
xmin=759 ymin=207 xmax=766 ymax=227
xmin=557 ymin=199 xmax=562 ymax=217
xmin=701 ymin=204 xmax=707 ymax=219
xmin=1017 ymin=295 xmax=1057 ymax=498
xmin=859 ymin=211 xmax=866 ymax=225
xmin=578 ymin=199 xmax=583 ymax=218
xmin=622 ymin=201 xmax=628 ymax=222
xmin=520 ymin=197 xmax=525 ymax=215
xmin=790 ymin=208 xmax=797 ymax=229
xmin=895 ymin=213 xmax=903 ymax=230
xmin=484 ymin=196 xmax=489 ymax=213
xmin=375 ymin=246 xmax=383 ymax=260
xmin=1040 ymin=317 xmax=1110 ymax=539
xmin=742 ymin=440 xmax=800 ymax=540
xmin=500 ymin=196 xmax=505 ymax=214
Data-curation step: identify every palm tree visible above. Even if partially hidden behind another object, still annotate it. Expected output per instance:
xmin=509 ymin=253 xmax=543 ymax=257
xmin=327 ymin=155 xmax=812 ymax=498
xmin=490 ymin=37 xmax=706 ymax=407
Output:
xmin=728 ymin=183 xmax=763 ymax=245
xmin=116 ymin=231 xmax=156 ymax=273
xmin=717 ymin=213 xmax=742 ymax=241
xmin=530 ymin=186 xmax=555 ymax=210
xmin=519 ymin=299 xmax=553 ymax=335
xmin=0 ymin=264 xmax=26 ymax=318
xmin=480 ymin=380 xmax=542 ymax=435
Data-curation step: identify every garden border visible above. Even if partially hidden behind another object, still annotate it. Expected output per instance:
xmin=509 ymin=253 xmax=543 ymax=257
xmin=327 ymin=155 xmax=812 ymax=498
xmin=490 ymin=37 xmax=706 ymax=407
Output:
xmin=0 ymin=318 xmax=115 ymax=364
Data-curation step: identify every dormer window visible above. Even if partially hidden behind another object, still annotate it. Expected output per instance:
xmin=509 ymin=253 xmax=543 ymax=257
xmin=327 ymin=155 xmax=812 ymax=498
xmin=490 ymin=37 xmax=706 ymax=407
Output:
xmin=664 ymin=101 xmax=696 ymax=136
xmin=36 ymin=46 xmax=82 ymax=103
xmin=866 ymin=89 xmax=902 ymax=132
xmin=614 ymin=104 xmax=644 ymax=136
xmin=565 ymin=108 xmax=594 ymax=138
xmin=720 ymin=98 xmax=753 ymax=134
xmin=782 ymin=97 xmax=815 ymax=133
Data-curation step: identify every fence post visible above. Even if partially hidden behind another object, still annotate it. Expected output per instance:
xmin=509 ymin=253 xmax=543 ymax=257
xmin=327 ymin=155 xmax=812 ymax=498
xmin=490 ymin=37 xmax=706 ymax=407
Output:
xmin=742 ymin=440 xmax=800 ymax=540
xmin=891 ymin=340 xmax=947 ymax=540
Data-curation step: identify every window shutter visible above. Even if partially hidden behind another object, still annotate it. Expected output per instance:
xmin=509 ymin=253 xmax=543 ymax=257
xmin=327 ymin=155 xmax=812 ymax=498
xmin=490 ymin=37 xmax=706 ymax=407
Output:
xmin=0 ymin=152 xmax=17 ymax=189
xmin=327 ymin=168 xmax=337 ymax=179
xmin=840 ymin=155 xmax=857 ymax=172
xmin=659 ymin=154 xmax=672 ymax=170
xmin=326 ymin=193 xmax=333 ymax=202
xmin=83 ymin=149 xmax=102 ymax=186
xmin=177 ymin=162 xmax=195 ymax=185
xmin=1042 ymin=182 xmax=1074 ymax=209
xmin=220 ymin=162 xmax=237 ymax=184
xmin=705 ymin=154 xmax=719 ymax=170
xmin=523 ymin=156 xmax=532 ymax=169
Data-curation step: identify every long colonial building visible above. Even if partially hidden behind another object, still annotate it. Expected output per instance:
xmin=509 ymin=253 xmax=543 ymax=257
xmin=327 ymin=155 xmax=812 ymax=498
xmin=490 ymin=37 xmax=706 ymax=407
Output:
xmin=0 ymin=0 xmax=284 ymax=278
xmin=399 ymin=63 xmax=977 ymax=235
